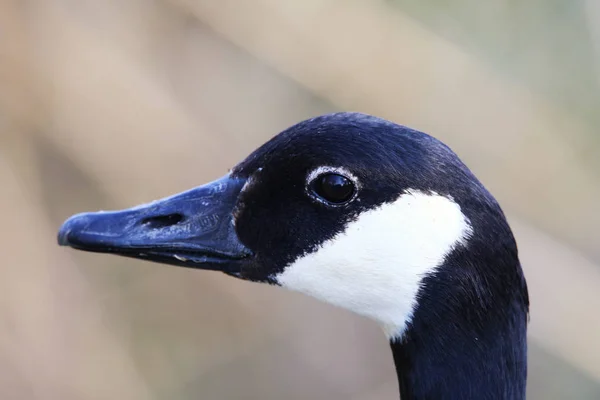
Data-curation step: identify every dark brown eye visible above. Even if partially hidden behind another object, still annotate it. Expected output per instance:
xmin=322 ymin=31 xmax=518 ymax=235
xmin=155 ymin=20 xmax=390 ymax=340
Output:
xmin=312 ymin=173 xmax=356 ymax=205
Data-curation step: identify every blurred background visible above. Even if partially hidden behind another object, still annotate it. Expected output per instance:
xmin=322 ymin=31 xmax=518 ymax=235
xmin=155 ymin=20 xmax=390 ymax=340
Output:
xmin=1 ymin=0 xmax=600 ymax=399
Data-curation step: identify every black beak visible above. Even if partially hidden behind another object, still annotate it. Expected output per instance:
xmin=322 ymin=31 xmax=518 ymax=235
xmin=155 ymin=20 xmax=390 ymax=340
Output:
xmin=57 ymin=175 xmax=252 ymax=273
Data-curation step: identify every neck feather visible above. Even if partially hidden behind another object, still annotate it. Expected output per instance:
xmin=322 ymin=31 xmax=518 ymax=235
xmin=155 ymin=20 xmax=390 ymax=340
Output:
xmin=391 ymin=310 xmax=527 ymax=399
xmin=389 ymin=250 xmax=529 ymax=399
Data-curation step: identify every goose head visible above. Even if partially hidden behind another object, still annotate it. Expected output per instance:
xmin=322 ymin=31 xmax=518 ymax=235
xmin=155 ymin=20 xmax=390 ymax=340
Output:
xmin=58 ymin=112 xmax=529 ymax=399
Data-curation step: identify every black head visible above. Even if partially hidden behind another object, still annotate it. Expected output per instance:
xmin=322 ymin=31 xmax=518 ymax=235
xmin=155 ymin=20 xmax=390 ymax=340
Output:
xmin=58 ymin=111 xmax=527 ymax=357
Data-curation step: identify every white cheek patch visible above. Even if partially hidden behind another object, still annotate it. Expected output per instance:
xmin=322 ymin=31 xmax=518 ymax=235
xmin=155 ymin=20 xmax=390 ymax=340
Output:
xmin=274 ymin=190 xmax=472 ymax=340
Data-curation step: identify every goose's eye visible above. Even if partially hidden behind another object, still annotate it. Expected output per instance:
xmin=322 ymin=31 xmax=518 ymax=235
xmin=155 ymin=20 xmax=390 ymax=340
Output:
xmin=311 ymin=173 xmax=356 ymax=205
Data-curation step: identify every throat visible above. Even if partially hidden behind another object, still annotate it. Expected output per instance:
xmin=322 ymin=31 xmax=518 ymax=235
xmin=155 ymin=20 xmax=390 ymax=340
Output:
xmin=389 ymin=300 xmax=528 ymax=400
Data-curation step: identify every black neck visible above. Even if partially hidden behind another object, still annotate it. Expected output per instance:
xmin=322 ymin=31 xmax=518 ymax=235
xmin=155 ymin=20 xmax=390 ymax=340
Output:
xmin=390 ymin=302 xmax=527 ymax=399
xmin=389 ymin=253 xmax=529 ymax=399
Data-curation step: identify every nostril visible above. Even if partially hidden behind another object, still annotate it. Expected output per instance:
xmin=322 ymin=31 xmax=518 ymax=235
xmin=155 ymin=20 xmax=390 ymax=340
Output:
xmin=140 ymin=213 xmax=185 ymax=229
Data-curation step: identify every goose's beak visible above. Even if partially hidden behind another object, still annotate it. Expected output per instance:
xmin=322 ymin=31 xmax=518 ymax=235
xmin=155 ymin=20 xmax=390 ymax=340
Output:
xmin=57 ymin=175 xmax=252 ymax=273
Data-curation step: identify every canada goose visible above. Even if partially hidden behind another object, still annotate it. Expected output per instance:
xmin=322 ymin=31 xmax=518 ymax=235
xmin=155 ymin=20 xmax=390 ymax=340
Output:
xmin=57 ymin=112 xmax=529 ymax=399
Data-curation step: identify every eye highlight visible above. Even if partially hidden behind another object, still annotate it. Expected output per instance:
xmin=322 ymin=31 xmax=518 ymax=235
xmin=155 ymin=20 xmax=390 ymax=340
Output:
xmin=310 ymin=173 xmax=356 ymax=205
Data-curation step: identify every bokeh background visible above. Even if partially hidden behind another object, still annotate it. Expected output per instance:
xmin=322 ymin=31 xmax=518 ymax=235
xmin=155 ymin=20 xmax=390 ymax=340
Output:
xmin=2 ymin=1 xmax=600 ymax=399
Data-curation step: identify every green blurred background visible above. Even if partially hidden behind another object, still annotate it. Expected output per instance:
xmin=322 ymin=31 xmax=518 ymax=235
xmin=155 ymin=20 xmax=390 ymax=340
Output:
xmin=1 ymin=0 xmax=599 ymax=398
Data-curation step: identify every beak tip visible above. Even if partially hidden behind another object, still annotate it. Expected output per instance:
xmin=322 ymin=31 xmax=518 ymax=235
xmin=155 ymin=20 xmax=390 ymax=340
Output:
xmin=57 ymin=219 xmax=75 ymax=247
xmin=57 ymin=213 xmax=89 ymax=247
xmin=57 ymin=227 xmax=70 ymax=246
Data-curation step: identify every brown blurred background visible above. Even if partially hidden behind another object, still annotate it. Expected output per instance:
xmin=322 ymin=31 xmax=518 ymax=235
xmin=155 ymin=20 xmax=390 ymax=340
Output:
xmin=1 ymin=0 xmax=600 ymax=399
